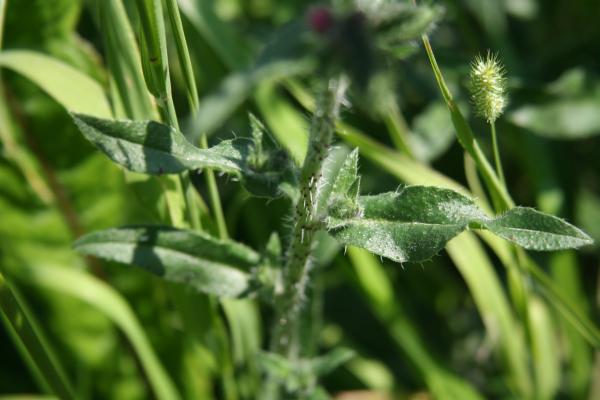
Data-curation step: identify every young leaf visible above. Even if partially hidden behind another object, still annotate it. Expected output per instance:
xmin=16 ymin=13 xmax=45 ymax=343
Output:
xmin=330 ymin=148 xmax=360 ymax=200
xmin=310 ymin=348 xmax=355 ymax=377
xmin=327 ymin=186 xmax=485 ymax=263
xmin=74 ymin=226 xmax=260 ymax=298
xmin=71 ymin=113 xmax=296 ymax=198
xmin=485 ymin=207 xmax=593 ymax=250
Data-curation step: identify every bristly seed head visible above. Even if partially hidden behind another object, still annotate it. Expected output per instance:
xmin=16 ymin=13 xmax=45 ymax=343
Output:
xmin=468 ymin=51 xmax=507 ymax=123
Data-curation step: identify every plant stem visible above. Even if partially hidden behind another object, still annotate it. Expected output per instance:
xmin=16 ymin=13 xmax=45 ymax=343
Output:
xmin=420 ymin=33 xmax=512 ymax=212
xmin=165 ymin=0 xmax=228 ymax=238
xmin=382 ymin=101 xmax=415 ymax=159
xmin=490 ymin=121 xmax=506 ymax=186
xmin=264 ymin=78 xmax=346 ymax=397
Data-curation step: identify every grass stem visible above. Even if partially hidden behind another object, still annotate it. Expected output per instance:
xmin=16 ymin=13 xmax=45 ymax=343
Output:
xmin=491 ymin=121 xmax=506 ymax=186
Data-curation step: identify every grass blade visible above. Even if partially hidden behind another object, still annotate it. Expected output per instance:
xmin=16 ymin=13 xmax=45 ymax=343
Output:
xmin=0 ymin=50 xmax=111 ymax=118
xmin=345 ymin=248 xmax=484 ymax=400
xmin=0 ymin=273 xmax=75 ymax=399
xmin=9 ymin=264 xmax=181 ymax=400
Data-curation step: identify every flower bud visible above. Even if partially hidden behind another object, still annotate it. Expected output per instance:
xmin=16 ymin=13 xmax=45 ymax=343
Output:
xmin=308 ymin=6 xmax=335 ymax=34
xmin=468 ymin=52 xmax=507 ymax=123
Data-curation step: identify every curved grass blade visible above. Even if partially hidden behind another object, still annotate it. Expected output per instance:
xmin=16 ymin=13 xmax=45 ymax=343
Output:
xmin=74 ymin=226 xmax=260 ymax=298
xmin=8 ymin=264 xmax=180 ymax=400
xmin=0 ymin=273 xmax=75 ymax=399
xmin=345 ymin=249 xmax=485 ymax=400
xmin=0 ymin=50 xmax=111 ymax=118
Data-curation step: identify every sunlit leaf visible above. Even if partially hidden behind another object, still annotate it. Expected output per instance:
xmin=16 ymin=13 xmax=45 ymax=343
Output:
xmin=74 ymin=226 xmax=260 ymax=298
xmin=486 ymin=207 xmax=593 ymax=250
xmin=0 ymin=50 xmax=111 ymax=118
xmin=327 ymin=186 xmax=592 ymax=262
xmin=71 ymin=113 xmax=297 ymax=198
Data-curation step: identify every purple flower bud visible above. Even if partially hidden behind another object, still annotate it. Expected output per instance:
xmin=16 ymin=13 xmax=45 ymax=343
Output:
xmin=308 ymin=6 xmax=334 ymax=34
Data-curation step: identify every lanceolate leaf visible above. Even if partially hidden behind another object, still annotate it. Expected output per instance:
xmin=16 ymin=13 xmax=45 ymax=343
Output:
xmin=486 ymin=207 xmax=593 ymax=250
xmin=74 ymin=226 xmax=260 ymax=298
xmin=71 ymin=113 xmax=296 ymax=197
xmin=327 ymin=186 xmax=593 ymax=262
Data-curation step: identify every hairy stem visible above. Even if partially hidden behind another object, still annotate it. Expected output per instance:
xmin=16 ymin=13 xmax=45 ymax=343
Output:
xmin=264 ymin=78 xmax=346 ymax=397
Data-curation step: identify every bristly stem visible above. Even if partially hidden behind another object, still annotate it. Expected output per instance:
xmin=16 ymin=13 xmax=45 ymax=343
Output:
xmin=264 ymin=77 xmax=346 ymax=398
xmin=490 ymin=121 xmax=506 ymax=186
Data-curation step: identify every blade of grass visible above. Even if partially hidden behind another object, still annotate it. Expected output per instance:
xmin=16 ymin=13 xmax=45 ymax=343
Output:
xmin=9 ymin=264 xmax=181 ymax=400
xmin=381 ymin=99 xmax=415 ymax=159
xmin=0 ymin=273 xmax=76 ymax=399
xmin=164 ymin=0 xmax=227 ymax=239
xmin=0 ymin=51 xmax=111 ymax=118
xmin=528 ymin=296 xmax=560 ymax=400
xmin=95 ymin=0 xmax=157 ymax=120
xmin=344 ymin=249 xmax=484 ymax=400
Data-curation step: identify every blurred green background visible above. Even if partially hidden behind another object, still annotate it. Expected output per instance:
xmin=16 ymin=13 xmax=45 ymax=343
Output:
xmin=1 ymin=0 xmax=600 ymax=399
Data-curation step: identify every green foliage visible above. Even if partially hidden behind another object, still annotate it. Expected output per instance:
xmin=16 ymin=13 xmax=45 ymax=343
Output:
xmin=72 ymin=113 xmax=297 ymax=198
xmin=2 ymin=0 xmax=600 ymax=399
xmin=327 ymin=185 xmax=591 ymax=263
xmin=74 ymin=226 xmax=258 ymax=298
xmin=0 ymin=51 xmax=111 ymax=117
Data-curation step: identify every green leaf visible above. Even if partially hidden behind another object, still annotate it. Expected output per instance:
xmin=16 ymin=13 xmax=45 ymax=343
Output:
xmin=327 ymin=186 xmax=592 ymax=263
xmin=327 ymin=186 xmax=485 ymax=262
xmin=74 ymin=226 xmax=260 ymax=298
xmin=310 ymin=348 xmax=355 ymax=377
xmin=486 ymin=207 xmax=593 ymax=250
xmin=330 ymin=148 xmax=360 ymax=200
xmin=410 ymin=101 xmax=457 ymax=162
xmin=0 ymin=50 xmax=112 ymax=118
xmin=372 ymin=3 xmax=443 ymax=47
xmin=71 ymin=113 xmax=296 ymax=198
xmin=509 ymin=97 xmax=600 ymax=139
xmin=508 ymin=69 xmax=600 ymax=139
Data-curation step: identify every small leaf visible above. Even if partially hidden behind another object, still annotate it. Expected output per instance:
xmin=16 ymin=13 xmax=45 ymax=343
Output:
xmin=325 ymin=148 xmax=361 ymax=219
xmin=310 ymin=348 xmax=355 ymax=377
xmin=327 ymin=186 xmax=485 ymax=263
xmin=74 ymin=226 xmax=260 ymax=298
xmin=331 ymin=148 xmax=359 ymax=199
xmin=484 ymin=208 xmax=593 ymax=250
xmin=256 ymin=351 xmax=291 ymax=380
xmin=371 ymin=4 xmax=443 ymax=53
xmin=71 ymin=113 xmax=296 ymax=198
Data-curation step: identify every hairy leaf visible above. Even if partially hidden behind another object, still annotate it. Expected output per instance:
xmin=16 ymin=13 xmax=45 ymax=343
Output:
xmin=486 ymin=208 xmax=593 ymax=250
xmin=74 ymin=226 xmax=260 ymax=298
xmin=327 ymin=186 xmax=485 ymax=262
xmin=71 ymin=113 xmax=296 ymax=197
xmin=327 ymin=186 xmax=592 ymax=262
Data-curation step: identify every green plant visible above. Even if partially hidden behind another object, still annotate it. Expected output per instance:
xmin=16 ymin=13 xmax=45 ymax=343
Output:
xmin=1 ymin=1 xmax=599 ymax=399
